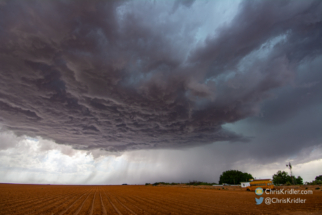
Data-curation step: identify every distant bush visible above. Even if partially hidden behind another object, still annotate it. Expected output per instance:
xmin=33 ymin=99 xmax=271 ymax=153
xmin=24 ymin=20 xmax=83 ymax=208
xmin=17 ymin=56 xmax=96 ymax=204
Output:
xmin=150 ymin=181 xmax=216 ymax=186
xmin=186 ymin=181 xmax=217 ymax=186
xmin=145 ymin=183 xmax=150 ymax=186
xmin=315 ymin=175 xmax=322 ymax=181
xmin=316 ymin=187 xmax=320 ymax=190
xmin=122 ymin=184 xmax=127 ymax=185
xmin=285 ymin=181 xmax=292 ymax=186
xmin=306 ymin=180 xmax=322 ymax=185
xmin=153 ymin=182 xmax=170 ymax=186
xmin=305 ymin=175 xmax=322 ymax=185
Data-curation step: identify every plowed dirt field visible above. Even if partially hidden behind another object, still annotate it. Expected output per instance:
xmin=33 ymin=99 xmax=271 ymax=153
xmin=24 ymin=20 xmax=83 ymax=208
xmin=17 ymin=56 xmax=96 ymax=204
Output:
xmin=0 ymin=184 xmax=321 ymax=214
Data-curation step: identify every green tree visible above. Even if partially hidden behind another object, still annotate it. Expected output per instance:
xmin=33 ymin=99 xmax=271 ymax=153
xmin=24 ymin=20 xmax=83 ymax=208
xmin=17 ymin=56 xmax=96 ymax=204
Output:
xmin=315 ymin=175 xmax=322 ymax=181
xmin=296 ymin=176 xmax=303 ymax=185
xmin=219 ymin=170 xmax=253 ymax=185
xmin=272 ymin=170 xmax=289 ymax=185
xmin=273 ymin=170 xmax=302 ymax=185
xmin=287 ymin=175 xmax=296 ymax=185
xmin=308 ymin=175 xmax=322 ymax=185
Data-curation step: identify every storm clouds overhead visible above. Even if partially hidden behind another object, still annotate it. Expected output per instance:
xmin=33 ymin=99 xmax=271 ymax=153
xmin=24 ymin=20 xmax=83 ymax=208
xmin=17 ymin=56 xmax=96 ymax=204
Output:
xmin=0 ymin=0 xmax=321 ymax=184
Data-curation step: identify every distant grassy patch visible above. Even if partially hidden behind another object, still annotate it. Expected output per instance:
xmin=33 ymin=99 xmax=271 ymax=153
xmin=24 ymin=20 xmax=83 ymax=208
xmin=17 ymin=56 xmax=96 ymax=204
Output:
xmin=152 ymin=182 xmax=171 ymax=186
xmin=186 ymin=181 xmax=218 ymax=186
xmin=149 ymin=182 xmax=184 ymax=186
xmin=148 ymin=181 xmax=218 ymax=186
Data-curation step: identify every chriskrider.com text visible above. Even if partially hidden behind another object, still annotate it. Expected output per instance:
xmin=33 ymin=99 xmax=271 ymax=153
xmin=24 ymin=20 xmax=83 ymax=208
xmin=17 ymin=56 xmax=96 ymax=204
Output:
xmin=265 ymin=189 xmax=313 ymax=195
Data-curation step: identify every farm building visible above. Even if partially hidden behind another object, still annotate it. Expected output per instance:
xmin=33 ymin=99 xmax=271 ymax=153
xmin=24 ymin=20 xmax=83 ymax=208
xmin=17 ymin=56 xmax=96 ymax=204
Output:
xmin=240 ymin=182 xmax=250 ymax=187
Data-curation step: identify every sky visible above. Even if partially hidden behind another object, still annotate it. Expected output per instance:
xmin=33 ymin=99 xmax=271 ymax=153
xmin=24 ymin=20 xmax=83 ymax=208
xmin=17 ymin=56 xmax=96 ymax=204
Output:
xmin=0 ymin=0 xmax=321 ymax=184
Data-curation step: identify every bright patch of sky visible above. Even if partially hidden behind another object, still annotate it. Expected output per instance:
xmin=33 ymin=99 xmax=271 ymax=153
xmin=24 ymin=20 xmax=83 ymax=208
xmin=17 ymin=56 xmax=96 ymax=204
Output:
xmin=192 ymin=0 xmax=242 ymax=41
xmin=206 ymin=32 xmax=289 ymax=86
xmin=237 ymin=32 xmax=289 ymax=71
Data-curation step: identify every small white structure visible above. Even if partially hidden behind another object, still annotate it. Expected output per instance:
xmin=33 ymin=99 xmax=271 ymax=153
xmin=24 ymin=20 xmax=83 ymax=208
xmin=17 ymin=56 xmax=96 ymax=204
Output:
xmin=241 ymin=182 xmax=250 ymax=188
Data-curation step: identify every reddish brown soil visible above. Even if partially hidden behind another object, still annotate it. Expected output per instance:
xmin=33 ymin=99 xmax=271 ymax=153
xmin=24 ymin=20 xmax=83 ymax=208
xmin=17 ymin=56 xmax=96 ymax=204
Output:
xmin=0 ymin=184 xmax=321 ymax=214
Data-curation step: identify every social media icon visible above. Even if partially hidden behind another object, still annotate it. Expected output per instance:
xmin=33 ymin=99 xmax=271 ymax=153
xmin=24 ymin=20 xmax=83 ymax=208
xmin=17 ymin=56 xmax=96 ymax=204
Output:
xmin=255 ymin=187 xmax=263 ymax=196
xmin=255 ymin=197 xmax=264 ymax=205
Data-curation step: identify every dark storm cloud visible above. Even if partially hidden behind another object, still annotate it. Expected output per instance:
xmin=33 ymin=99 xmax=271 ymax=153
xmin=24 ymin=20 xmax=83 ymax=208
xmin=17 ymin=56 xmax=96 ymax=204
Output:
xmin=0 ymin=0 xmax=321 ymax=151
xmin=255 ymin=56 xmax=322 ymax=125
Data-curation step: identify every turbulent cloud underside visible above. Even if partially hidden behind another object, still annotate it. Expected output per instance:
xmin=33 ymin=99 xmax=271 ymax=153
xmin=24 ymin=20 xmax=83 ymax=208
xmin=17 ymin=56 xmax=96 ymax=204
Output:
xmin=0 ymin=0 xmax=321 ymax=151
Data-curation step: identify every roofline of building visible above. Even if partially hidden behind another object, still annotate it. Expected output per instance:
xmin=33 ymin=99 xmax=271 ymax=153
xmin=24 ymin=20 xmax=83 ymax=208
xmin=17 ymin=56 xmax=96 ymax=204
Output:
xmin=252 ymin=179 xmax=271 ymax=181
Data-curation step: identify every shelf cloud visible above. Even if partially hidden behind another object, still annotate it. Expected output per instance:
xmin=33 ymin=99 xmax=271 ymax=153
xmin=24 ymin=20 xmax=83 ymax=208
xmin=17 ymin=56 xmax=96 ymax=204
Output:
xmin=0 ymin=0 xmax=321 ymax=152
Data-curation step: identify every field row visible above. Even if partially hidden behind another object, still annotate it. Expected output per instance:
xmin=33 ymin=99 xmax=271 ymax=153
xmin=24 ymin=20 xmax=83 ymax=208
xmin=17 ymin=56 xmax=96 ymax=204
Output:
xmin=0 ymin=184 xmax=321 ymax=214
xmin=0 ymin=186 xmax=229 ymax=215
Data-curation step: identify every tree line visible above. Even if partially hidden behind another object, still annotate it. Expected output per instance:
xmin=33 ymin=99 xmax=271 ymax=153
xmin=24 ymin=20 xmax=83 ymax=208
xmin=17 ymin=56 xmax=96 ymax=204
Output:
xmin=219 ymin=169 xmax=304 ymax=185
xmin=220 ymin=170 xmax=321 ymax=185
xmin=145 ymin=171 xmax=321 ymax=186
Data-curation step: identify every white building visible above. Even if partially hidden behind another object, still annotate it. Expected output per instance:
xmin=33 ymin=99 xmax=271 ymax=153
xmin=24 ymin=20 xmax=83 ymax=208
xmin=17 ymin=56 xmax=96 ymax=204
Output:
xmin=241 ymin=182 xmax=250 ymax=188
